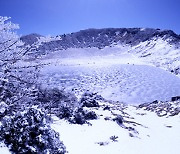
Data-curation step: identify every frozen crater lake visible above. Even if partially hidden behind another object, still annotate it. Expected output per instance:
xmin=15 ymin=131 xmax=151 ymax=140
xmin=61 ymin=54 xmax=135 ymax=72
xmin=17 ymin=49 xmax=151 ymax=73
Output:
xmin=40 ymin=61 xmax=180 ymax=104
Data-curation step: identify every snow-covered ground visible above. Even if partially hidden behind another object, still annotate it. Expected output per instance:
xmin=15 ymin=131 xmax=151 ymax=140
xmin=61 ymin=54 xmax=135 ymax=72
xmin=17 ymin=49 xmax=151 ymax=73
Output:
xmin=2 ymin=37 xmax=179 ymax=153
xmin=51 ymin=101 xmax=180 ymax=154
xmin=6 ymin=30 xmax=178 ymax=154
xmin=29 ymin=43 xmax=180 ymax=154
xmin=0 ymin=143 xmax=10 ymax=154
xmin=39 ymin=49 xmax=180 ymax=104
xmin=129 ymin=38 xmax=180 ymax=76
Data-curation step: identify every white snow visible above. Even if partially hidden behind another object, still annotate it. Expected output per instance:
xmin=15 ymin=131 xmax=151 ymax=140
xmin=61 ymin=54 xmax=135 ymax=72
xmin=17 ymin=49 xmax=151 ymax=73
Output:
xmin=0 ymin=143 xmax=10 ymax=154
xmin=39 ymin=48 xmax=180 ymax=104
xmin=21 ymin=40 xmax=180 ymax=153
xmin=129 ymin=37 xmax=180 ymax=76
xmin=2 ymin=33 xmax=179 ymax=154
xmin=115 ymin=31 xmax=120 ymax=35
xmin=51 ymin=103 xmax=180 ymax=154
xmin=140 ymin=28 xmax=146 ymax=31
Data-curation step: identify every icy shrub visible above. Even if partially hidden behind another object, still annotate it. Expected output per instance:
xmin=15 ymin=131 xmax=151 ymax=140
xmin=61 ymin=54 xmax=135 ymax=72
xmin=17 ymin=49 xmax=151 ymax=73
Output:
xmin=70 ymin=108 xmax=97 ymax=124
xmin=56 ymin=106 xmax=97 ymax=125
xmin=138 ymin=100 xmax=180 ymax=117
xmin=37 ymin=87 xmax=79 ymax=113
xmin=103 ymin=106 xmax=110 ymax=111
xmin=0 ymin=107 xmax=66 ymax=154
xmin=37 ymin=87 xmax=78 ymax=105
xmin=84 ymin=110 xmax=97 ymax=120
xmin=110 ymin=135 xmax=118 ymax=142
xmin=113 ymin=115 xmax=123 ymax=125
xmin=56 ymin=106 xmax=72 ymax=119
xmin=72 ymin=111 xmax=86 ymax=124
xmin=80 ymin=92 xmax=100 ymax=107
xmin=32 ymin=88 xmax=98 ymax=125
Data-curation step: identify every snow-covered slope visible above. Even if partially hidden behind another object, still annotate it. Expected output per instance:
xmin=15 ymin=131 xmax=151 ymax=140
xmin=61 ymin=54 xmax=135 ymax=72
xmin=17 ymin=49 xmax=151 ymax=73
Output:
xmin=21 ymin=28 xmax=180 ymax=76
xmin=21 ymin=28 xmax=180 ymax=50
xmin=16 ymin=28 xmax=180 ymax=154
xmin=40 ymin=56 xmax=180 ymax=104
xmin=129 ymin=37 xmax=180 ymax=76
xmin=51 ymin=100 xmax=180 ymax=154
xmin=34 ymin=35 xmax=180 ymax=104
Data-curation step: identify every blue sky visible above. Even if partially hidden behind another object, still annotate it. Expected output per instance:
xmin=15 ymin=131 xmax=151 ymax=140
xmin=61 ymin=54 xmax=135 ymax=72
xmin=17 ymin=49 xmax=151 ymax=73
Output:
xmin=0 ymin=0 xmax=179 ymax=36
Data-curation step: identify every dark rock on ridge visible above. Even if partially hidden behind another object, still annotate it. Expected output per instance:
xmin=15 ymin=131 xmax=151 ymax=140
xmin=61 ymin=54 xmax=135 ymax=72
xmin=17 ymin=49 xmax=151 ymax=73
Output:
xmin=171 ymin=96 xmax=180 ymax=101
xmin=20 ymin=33 xmax=43 ymax=45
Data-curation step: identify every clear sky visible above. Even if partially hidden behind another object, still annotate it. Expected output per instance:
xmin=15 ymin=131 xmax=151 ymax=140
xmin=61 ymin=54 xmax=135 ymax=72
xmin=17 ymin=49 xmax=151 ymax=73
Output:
xmin=0 ymin=0 xmax=179 ymax=36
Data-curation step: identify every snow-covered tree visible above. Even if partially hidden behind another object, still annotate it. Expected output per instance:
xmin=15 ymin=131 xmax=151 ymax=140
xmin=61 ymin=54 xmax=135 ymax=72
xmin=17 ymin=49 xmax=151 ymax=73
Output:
xmin=0 ymin=16 xmax=43 ymax=106
xmin=0 ymin=16 xmax=68 ymax=153
xmin=0 ymin=106 xmax=66 ymax=153
xmin=0 ymin=16 xmax=22 ymax=103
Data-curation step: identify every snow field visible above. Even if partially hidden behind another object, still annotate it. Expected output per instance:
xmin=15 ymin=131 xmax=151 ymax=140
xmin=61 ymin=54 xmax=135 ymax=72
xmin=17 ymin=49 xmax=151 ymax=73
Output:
xmin=51 ymin=102 xmax=180 ymax=154
xmin=41 ymin=61 xmax=180 ymax=104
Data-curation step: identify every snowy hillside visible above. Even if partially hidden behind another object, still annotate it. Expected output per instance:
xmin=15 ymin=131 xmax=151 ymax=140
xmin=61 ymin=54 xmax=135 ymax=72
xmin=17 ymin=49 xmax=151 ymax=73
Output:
xmin=21 ymin=28 xmax=180 ymax=50
xmin=1 ymin=14 xmax=180 ymax=154
xmin=1 ymin=96 xmax=180 ymax=154
xmin=129 ymin=37 xmax=180 ymax=76
xmin=21 ymin=28 xmax=180 ymax=76
xmin=11 ymin=27 xmax=180 ymax=154
xmin=40 ymin=53 xmax=180 ymax=104
xmin=51 ymin=99 xmax=180 ymax=154
xmin=31 ymin=37 xmax=179 ymax=104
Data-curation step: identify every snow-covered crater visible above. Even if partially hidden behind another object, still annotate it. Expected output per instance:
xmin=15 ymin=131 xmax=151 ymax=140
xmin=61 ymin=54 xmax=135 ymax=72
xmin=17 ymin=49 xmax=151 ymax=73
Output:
xmin=39 ymin=50 xmax=180 ymax=104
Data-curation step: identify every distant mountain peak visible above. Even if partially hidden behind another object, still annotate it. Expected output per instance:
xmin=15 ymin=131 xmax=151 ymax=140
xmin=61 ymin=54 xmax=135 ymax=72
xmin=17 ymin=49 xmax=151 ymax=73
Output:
xmin=21 ymin=28 xmax=180 ymax=47
xmin=20 ymin=28 xmax=180 ymax=58
xmin=20 ymin=33 xmax=43 ymax=45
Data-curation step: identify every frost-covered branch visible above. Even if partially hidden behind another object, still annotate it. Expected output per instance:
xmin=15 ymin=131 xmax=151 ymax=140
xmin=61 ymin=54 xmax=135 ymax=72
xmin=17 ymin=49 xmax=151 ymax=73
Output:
xmin=0 ymin=16 xmax=42 ymax=104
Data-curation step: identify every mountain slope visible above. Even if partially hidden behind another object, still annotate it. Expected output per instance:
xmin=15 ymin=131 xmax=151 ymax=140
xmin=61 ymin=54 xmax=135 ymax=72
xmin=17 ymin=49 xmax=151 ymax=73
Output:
xmin=51 ymin=99 xmax=180 ymax=154
xmin=21 ymin=28 xmax=180 ymax=49
xmin=18 ymin=28 xmax=180 ymax=154
xmin=21 ymin=28 xmax=180 ymax=76
xmin=129 ymin=37 xmax=180 ymax=75
xmin=20 ymin=33 xmax=43 ymax=45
